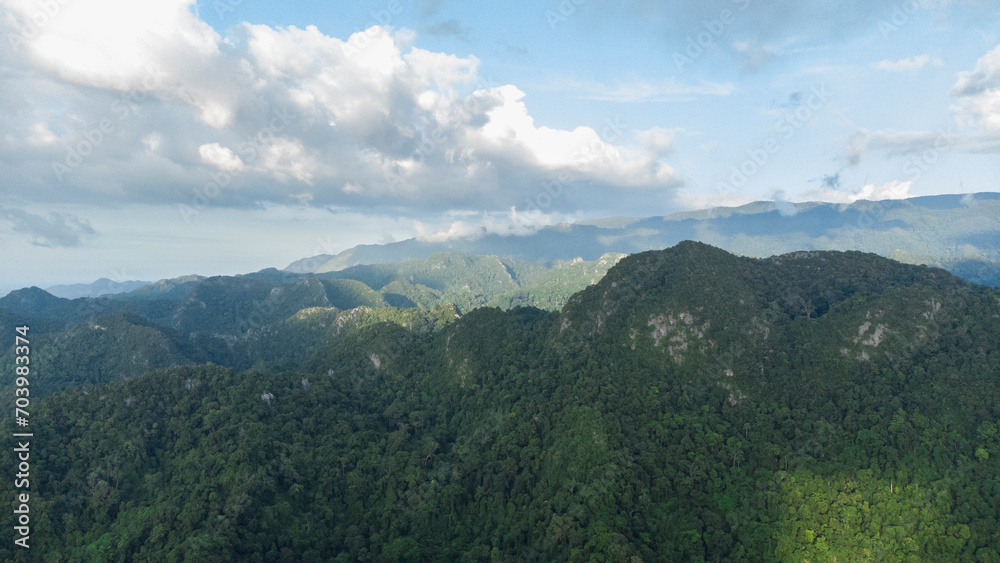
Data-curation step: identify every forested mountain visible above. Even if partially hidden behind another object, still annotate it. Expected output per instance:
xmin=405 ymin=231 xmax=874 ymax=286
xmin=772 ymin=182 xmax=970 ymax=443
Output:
xmin=1 ymin=242 xmax=998 ymax=561
xmin=3 ymin=251 xmax=621 ymax=327
xmin=320 ymin=252 xmax=625 ymax=312
xmin=0 ymin=252 xmax=621 ymax=398
xmin=286 ymin=193 xmax=1000 ymax=289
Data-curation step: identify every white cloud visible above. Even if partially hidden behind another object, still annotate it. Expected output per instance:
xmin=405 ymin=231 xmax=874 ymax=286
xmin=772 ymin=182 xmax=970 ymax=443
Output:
xmin=3 ymin=0 xmax=238 ymax=128
xmin=845 ymin=128 xmax=966 ymax=165
xmin=474 ymin=85 xmax=679 ymax=188
xmin=27 ymin=122 xmax=57 ymax=146
xmin=198 ymin=143 xmax=244 ymax=171
xmin=674 ymin=190 xmax=756 ymax=210
xmin=805 ymin=180 xmax=914 ymax=204
xmin=873 ymin=55 xmax=941 ymax=72
xmin=951 ymin=44 xmax=1000 ymax=130
xmin=0 ymin=3 xmax=684 ymax=214
xmin=258 ymin=138 xmax=319 ymax=184
xmin=842 ymin=45 xmax=1000 ymax=167
xmin=845 ymin=125 xmax=1000 ymax=166
xmin=414 ymin=207 xmax=571 ymax=242
xmin=639 ymin=127 xmax=677 ymax=155
xmin=770 ymin=189 xmax=798 ymax=216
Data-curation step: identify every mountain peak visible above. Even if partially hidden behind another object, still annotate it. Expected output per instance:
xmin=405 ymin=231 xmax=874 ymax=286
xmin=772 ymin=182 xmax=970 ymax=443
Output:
xmin=0 ymin=286 xmax=69 ymax=317
xmin=557 ymin=242 xmax=975 ymax=363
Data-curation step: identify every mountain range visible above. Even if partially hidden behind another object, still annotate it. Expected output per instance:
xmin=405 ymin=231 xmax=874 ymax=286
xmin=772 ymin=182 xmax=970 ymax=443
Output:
xmin=0 ymin=252 xmax=624 ymax=399
xmin=2 ymin=193 xmax=1000 ymax=560
xmin=1 ymin=241 xmax=998 ymax=561
xmin=287 ymin=193 xmax=1000 ymax=289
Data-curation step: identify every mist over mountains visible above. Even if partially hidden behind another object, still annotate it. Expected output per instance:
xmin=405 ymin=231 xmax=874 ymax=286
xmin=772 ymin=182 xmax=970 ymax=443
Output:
xmin=9 ymin=193 xmax=999 ymax=302
xmin=287 ymin=193 xmax=1000 ymax=289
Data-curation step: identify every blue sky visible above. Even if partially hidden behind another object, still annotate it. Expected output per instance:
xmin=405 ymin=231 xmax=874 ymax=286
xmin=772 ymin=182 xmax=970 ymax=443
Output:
xmin=1 ymin=0 xmax=999 ymax=292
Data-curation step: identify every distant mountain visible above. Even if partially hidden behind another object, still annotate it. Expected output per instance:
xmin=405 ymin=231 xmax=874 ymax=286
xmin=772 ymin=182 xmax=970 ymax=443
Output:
xmin=111 ymin=274 xmax=205 ymax=301
xmin=0 ymin=286 xmax=179 ymax=334
xmin=45 ymin=278 xmax=152 ymax=299
xmin=286 ymin=193 xmax=1000 ymax=289
xmin=0 ymin=286 xmax=74 ymax=319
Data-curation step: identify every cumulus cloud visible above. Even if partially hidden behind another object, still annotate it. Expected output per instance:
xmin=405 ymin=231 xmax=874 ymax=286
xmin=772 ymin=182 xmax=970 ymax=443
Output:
xmin=478 ymin=85 xmax=679 ymax=187
xmin=874 ymin=54 xmax=941 ymax=72
xmin=3 ymin=0 xmax=236 ymax=128
xmin=0 ymin=1 xmax=682 ymax=215
xmin=951 ymin=44 xmax=1000 ymax=130
xmin=0 ymin=207 xmax=97 ymax=247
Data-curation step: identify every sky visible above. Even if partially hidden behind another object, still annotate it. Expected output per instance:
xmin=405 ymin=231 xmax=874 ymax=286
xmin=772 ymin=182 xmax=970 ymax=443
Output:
xmin=1 ymin=0 xmax=999 ymax=293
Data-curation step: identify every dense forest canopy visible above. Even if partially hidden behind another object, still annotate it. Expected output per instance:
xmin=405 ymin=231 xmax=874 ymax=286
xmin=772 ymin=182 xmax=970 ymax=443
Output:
xmin=1 ymin=241 xmax=999 ymax=561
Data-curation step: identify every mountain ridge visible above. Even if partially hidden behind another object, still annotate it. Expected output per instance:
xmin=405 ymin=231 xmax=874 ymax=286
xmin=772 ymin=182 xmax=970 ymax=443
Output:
xmin=45 ymin=278 xmax=152 ymax=299
xmin=285 ymin=193 xmax=1000 ymax=289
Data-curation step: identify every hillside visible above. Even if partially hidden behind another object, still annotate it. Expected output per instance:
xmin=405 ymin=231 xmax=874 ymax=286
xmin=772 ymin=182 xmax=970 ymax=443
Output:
xmin=2 ymin=242 xmax=998 ymax=561
xmin=319 ymin=251 xmax=626 ymax=312
xmin=0 ymin=252 xmax=624 ymax=399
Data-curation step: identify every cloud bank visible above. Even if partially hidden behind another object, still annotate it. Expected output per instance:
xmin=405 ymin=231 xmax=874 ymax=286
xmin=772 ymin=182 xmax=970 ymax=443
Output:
xmin=0 ymin=0 xmax=680 ymax=219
